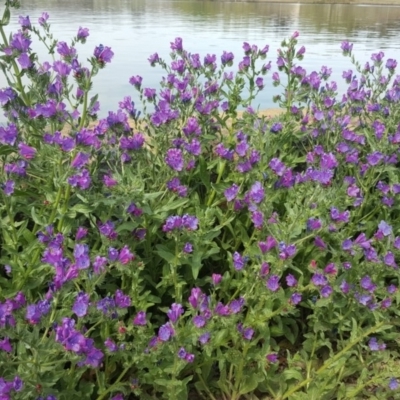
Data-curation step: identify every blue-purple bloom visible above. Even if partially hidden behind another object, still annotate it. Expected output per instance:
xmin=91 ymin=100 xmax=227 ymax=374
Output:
xmin=72 ymin=292 xmax=90 ymax=317
xmin=233 ymin=251 xmax=245 ymax=270
xmin=167 ymin=303 xmax=184 ymax=323
xmin=133 ymin=311 xmax=147 ymax=326
xmin=266 ymin=275 xmax=280 ymax=292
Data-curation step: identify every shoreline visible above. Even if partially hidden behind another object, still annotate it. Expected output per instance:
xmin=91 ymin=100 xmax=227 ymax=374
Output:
xmin=215 ymin=0 xmax=400 ymax=5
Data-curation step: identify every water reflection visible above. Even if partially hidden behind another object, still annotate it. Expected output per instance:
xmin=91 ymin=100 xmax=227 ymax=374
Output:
xmin=1 ymin=0 xmax=400 ymax=116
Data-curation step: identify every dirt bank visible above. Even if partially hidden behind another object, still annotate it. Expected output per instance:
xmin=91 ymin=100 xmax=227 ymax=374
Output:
xmin=216 ymin=0 xmax=400 ymax=5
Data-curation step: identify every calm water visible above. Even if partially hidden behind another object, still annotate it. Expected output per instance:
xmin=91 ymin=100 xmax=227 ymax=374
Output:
xmin=2 ymin=0 xmax=400 ymax=116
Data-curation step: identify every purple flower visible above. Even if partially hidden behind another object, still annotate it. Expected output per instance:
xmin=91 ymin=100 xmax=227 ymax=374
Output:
xmin=259 ymin=236 xmax=277 ymax=253
xmin=215 ymin=302 xmax=230 ymax=316
xmin=165 ymin=148 xmax=184 ymax=171
xmin=118 ymin=245 xmax=135 ymax=264
xmin=199 ymin=332 xmax=211 ymax=345
xmin=242 ymin=326 xmax=255 ymax=340
xmin=256 ymin=77 xmax=264 ymax=89
xmin=368 ymin=337 xmax=386 ymax=351
xmin=97 ymin=296 xmax=116 ymax=317
xmin=386 ymin=58 xmax=397 ymax=71
xmin=286 ymin=274 xmax=297 ymax=287
xmin=3 ymin=180 xmax=15 ymax=196
xmin=278 ymin=242 xmax=297 ymax=259
xmin=233 ymin=252 xmax=245 ymax=271
xmin=75 ymin=227 xmax=88 ymax=241
xmin=57 ymin=41 xmax=76 ymax=59
xmin=193 ymin=315 xmax=206 ymax=328
xmin=158 ymin=322 xmax=175 ymax=341
xmin=128 ymin=75 xmax=143 ymax=90
xmin=72 ymin=292 xmax=90 ymax=317
xmin=307 ymin=217 xmax=322 ymax=230
xmin=148 ymin=52 xmax=159 ymax=65
xmin=68 ymin=169 xmax=91 ymax=190
xmin=251 ymin=210 xmax=264 ymax=229
xmin=162 ymin=215 xmax=182 ymax=232
xmin=178 ymin=347 xmax=187 ymax=359
xmin=249 ymin=181 xmax=265 ymax=204
xmin=360 ymin=276 xmax=376 ymax=293
xmin=320 ymin=285 xmax=333 ymax=298
xmin=221 ymin=50 xmax=234 ymax=65
xmin=127 ymin=202 xmax=143 ymax=217
xmin=38 ymin=12 xmax=49 ymax=26
xmin=224 ymin=184 xmax=240 ymax=202
xmin=377 ymin=220 xmax=392 ymax=237
xmin=71 ymin=152 xmax=90 ymax=169
xmin=266 ymin=353 xmax=278 ymax=363
xmin=167 ymin=303 xmax=184 ymax=323
xmin=314 ymin=236 xmax=327 ymax=250
xmin=133 ymin=311 xmax=147 ymax=326
xmin=311 ymin=273 xmax=327 ymax=286
xmin=74 ymin=244 xmax=90 ymax=269
xmin=229 ymin=297 xmax=245 ymax=314
xmin=115 ymin=290 xmax=131 ymax=308
xmin=18 ymin=16 xmax=31 ymax=31
xmin=170 ymin=37 xmax=183 ymax=52
xmin=104 ymin=338 xmax=118 ymax=352
xmin=266 ymin=275 xmax=280 ymax=292
xmin=98 ymin=221 xmax=117 ymax=240
xmin=94 ymin=44 xmax=114 ymax=64
xmin=17 ymin=53 xmax=32 ymax=69
xmin=77 ymin=27 xmax=89 ymax=41
xmin=93 ymin=256 xmax=107 ymax=274
xmin=389 ymin=378 xmax=399 ymax=390
xmin=103 ymin=174 xmax=117 ymax=187
xmin=84 ymin=347 xmax=104 ymax=368
xmin=18 ymin=143 xmax=36 ymax=159
xmin=188 ymin=288 xmax=205 ymax=309
xmin=26 ymin=300 xmax=51 ymax=324
xmin=270 ymin=122 xmax=283 ymax=133
xmin=212 ymin=273 xmax=222 ymax=285
xmin=341 ymin=41 xmax=353 ymax=55
xmin=0 ymin=337 xmax=12 ymax=352
xmin=183 ymin=242 xmax=193 ymax=253
xmin=290 ymin=293 xmax=302 ymax=305
xmin=182 ymin=214 xmax=198 ymax=230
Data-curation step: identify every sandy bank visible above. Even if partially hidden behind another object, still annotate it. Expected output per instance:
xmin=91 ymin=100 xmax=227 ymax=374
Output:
xmin=216 ymin=0 xmax=400 ymax=5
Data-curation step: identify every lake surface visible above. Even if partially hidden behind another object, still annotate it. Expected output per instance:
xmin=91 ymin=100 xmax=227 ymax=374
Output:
xmin=1 ymin=0 xmax=400 ymax=117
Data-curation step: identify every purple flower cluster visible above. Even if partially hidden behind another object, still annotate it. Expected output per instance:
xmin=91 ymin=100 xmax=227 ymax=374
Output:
xmin=0 ymin=376 xmax=23 ymax=398
xmin=162 ymin=214 xmax=198 ymax=232
xmin=55 ymin=318 xmax=104 ymax=367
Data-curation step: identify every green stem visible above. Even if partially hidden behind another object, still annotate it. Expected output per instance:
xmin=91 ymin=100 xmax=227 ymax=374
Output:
xmin=57 ymin=185 xmax=71 ymax=231
xmin=96 ymin=365 xmax=131 ymax=400
xmin=49 ymin=186 xmax=63 ymax=224
xmin=0 ymin=24 xmax=30 ymax=106
xmin=207 ymin=160 xmax=226 ymax=207
xmin=278 ymin=321 xmax=384 ymax=400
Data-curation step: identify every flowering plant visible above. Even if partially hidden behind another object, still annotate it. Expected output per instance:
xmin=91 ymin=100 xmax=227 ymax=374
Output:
xmin=1 ymin=1 xmax=400 ymax=399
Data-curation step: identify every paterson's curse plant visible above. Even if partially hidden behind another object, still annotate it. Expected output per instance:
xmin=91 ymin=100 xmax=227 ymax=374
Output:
xmin=0 ymin=1 xmax=400 ymax=399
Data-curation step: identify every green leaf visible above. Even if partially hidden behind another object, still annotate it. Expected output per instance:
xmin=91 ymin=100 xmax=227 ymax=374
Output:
xmin=0 ymin=144 xmax=14 ymax=156
xmin=191 ymin=250 xmax=202 ymax=279
xmin=0 ymin=7 xmax=10 ymax=26
xmin=282 ymin=368 xmax=303 ymax=381
xmin=31 ymin=207 xmax=46 ymax=226
xmin=155 ymin=244 xmax=176 ymax=264
xmin=239 ymin=373 xmax=262 ymax=395
xmin=159 ymin=198 xmax=189 ymax=213
xmin=71 ymin=203 xmax=94 ymax=215
xmin=199 ymin=156 xmax=211 ymax=189
xmin=116 ymin=221 xmax=136 ymax=233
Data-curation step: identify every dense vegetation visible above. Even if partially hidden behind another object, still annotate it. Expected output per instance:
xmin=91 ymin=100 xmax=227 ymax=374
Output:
xmin=1 ymin=1 xmax=400 ymax=399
